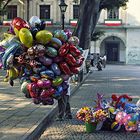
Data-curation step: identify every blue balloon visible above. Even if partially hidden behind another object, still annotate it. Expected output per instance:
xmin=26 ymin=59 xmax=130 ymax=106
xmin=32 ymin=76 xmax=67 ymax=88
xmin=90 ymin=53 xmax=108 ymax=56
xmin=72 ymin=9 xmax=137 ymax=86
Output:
xmin=51 ymin=63 xmax=61 ymax=76
xmin=54 ymin=86 xmax=63 ymax=96
xmin=40 ymin=70 xmax=54 ymax=79
xmin=124 ymin=103 xmax=137 ymax=114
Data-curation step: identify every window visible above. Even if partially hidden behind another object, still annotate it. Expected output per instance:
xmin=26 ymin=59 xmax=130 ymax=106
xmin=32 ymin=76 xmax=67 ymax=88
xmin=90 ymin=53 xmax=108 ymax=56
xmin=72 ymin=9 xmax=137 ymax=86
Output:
xmin=73 ymin=5 xmax=79 ymax=19
xmin=107 ymin=7 xmax=119 ymax=19
xmin=7 ymin=5 xmax=17 ymax=19
xmin=40 ymin=5 xmax=50 ymax=19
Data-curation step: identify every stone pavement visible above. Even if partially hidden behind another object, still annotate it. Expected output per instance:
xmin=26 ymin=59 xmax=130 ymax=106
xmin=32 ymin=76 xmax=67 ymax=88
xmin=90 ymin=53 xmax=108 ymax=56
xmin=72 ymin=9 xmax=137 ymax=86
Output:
xmin=40 ymin=65 xmax=140 ymax=140
xmin=0 ymin=70 xmax=84 ymax=140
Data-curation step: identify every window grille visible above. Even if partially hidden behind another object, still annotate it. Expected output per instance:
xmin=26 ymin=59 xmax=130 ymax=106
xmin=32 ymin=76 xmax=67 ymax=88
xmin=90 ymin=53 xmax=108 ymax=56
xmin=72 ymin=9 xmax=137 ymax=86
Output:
xmin=7 ymin=5 xmax=17 ymax=19
xmin=73 ymin=5 xmax=79 ymax=19
xmin=107 ymin=7 xmax=119 ymax=19
xmin=40 ymin=5 xmax=50 ymax=19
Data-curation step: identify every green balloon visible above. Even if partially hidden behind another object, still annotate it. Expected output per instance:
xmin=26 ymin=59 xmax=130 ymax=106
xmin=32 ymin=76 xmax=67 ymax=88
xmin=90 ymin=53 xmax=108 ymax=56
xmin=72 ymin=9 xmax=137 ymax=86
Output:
xmin=46 ymin=47 xmax=58 ymax=57
xmin=19 ymin=28 xmax=33 ymax=48
xmin=21 ymin=81 xmax=30 ymax=95
xmin=52 ymin=77 xmax=63 ymax=86
xmin=35 ymin=30 xmax=53 ymax=44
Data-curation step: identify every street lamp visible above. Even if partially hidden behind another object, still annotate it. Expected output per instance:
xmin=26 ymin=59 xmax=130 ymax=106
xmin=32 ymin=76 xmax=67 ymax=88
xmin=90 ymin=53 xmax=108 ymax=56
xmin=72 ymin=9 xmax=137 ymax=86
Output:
xmin=59 ymin=0 xmax=68 ymax=30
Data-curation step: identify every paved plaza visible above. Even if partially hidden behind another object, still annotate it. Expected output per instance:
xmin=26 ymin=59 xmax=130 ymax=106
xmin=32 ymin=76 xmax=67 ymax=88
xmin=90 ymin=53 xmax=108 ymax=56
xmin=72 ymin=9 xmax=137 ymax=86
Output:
xmin=0 ymin=65 xmax=140 ymax=140
xmin=40 ymin=65 xmax=140 ymax=140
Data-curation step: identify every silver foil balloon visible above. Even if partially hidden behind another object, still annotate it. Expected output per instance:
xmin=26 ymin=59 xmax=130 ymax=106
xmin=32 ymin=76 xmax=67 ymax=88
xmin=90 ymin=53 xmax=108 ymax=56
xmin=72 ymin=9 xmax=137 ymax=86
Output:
xmin=29 ymin=16 xmax=41 ymax=28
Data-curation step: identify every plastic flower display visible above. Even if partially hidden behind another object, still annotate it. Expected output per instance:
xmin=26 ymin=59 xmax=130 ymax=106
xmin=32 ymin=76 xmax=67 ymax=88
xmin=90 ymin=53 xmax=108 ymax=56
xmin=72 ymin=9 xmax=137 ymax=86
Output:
xmin=76 ymin=107 xmax=94 ymax=123
xmin=94 ymin=109 xmax=108 ymax=122
xmin=76 ymin=93 xmax=140 ymax=132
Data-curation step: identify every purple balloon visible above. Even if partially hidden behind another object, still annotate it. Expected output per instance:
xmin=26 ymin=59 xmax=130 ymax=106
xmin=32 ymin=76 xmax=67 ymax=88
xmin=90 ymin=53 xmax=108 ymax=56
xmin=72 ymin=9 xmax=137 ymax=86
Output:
xmin=39 ymin=56 xmax=53 ymax=66
xmin=61 ymin=74 xmax=70 ymax=81
xmin=64 ymin=29 xmax=72 ymax=39
xmin=0 ymin=46 xmax=6 ymax=52
xmin=53 ymin=56 xmax=63 ymax=63
xmin=37 ymin=79 xmax=51 ymax=88
xmin=8 ymin=25 xmax=15 ymax=35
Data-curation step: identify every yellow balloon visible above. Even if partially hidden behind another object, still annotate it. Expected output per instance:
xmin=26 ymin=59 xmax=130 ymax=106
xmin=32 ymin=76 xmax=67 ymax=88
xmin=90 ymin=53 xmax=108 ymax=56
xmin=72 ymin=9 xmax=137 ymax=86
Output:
xmin=3 ymin=78 xmax=8 ymax=82
xmin=8 ymin=67 xmax=19 ymax=80
xmin=14 ymin=28 xmax=19 ymax=37
xmin=111 ymin=121 xmax=118 ymax=129
xmin=108 ymin=107 xmax=115 ymax=114
xmin=127 ymin=121 xmax=135 ymax=127
xmin=35 ymin=30 xmax=53 ymax=45
xmin=19 ymin=28 xmax=33 ymax=48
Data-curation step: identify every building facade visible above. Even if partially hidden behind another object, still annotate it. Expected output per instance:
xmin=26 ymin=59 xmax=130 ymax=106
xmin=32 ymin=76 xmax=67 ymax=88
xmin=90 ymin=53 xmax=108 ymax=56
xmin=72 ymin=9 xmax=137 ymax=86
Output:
xmin=93 ymin=0 xmax=140 ymax=64
xmin=2 ymin=0 xmax=140 ymax=64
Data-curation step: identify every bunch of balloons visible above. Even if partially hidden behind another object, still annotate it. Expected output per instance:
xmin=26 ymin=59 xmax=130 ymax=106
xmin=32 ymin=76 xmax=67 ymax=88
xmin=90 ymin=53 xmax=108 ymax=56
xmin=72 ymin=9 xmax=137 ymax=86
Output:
xmin=0 ymin=16 xmax=84 ymax=105
xmin=76 ymin=93 xmax=140 ymax=132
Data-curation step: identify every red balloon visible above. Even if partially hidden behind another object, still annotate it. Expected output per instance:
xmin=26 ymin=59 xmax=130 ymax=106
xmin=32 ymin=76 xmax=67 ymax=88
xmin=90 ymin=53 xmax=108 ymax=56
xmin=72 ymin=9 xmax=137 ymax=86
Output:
xmin=65 ymin=54 xmax=77 ymax=66
xmin=75 ymin=59 xmax=83 ymax=67
xmin=27 ymin=83 xmax=39 ymax=98
xmin=59 ymin=62 xmax=71 ymax=75
xmin=78 ymin=55 xmax=85 ymax=61
xmin=69 ymin=45 xmax=81 ymax=57
xmin=40 ymin=88 xmax=56 ymax=98
xmin=59 ymin=43 xmax=69 ymax=56
xmin=70 ymin=67 xmax=79 ymax=74
xmin=12 ymin=17 xmax=30 ymax=30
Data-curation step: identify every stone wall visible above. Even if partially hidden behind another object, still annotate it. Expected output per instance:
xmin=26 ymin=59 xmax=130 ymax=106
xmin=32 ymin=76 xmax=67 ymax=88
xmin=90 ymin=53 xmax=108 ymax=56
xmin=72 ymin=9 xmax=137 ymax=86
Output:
xmin=126 ymin=28 xmax=140 ymax=64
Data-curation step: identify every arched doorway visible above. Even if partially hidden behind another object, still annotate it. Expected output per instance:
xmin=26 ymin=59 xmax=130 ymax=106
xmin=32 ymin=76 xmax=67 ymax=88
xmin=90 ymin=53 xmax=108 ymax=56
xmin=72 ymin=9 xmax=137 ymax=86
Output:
xmin=100 ymin=36 xmax=126 ymax=63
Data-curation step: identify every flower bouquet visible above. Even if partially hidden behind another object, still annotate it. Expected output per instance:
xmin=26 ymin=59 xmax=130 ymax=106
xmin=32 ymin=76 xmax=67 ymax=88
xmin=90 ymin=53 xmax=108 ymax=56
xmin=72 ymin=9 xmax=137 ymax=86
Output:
xmin=76 ymin=106 xmax=97 ymax=133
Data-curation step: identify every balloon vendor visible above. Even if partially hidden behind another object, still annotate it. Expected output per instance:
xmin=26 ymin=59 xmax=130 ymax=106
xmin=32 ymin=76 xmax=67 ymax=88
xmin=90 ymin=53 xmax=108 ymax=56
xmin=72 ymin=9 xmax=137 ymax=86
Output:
xmin=0 ymin=16 xmax=84 ymax=107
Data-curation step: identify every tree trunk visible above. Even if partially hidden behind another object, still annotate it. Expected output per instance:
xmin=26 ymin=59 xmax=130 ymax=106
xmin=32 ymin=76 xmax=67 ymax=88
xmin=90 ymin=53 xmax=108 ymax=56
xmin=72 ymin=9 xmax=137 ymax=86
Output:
xmin=73 ymin=0 xmax=101 ymax=50
xmin=90 ymin=0 xmax=101 ymax=35
xmin=27 ymin=0 xmax=30 ymax=21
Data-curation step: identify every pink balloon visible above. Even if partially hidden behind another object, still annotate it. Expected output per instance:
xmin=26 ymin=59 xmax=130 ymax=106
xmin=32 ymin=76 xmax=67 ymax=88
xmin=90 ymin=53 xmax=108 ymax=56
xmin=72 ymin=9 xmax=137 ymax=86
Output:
xmin=115 ymin=111 xmax=127 ymax=125
xmin=122 ymin=114 xmax=132 ymax=125
xmin=125 ymin=124 xmax=137 ymax=132
xmin=0 ymin=63 xmax=2 ymax=69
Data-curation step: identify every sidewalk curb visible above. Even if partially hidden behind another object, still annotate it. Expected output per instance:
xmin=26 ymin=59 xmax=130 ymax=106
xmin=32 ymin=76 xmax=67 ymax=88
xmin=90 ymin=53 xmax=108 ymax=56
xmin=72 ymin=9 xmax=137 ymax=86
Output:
xmin=22 ymin=73 xmax=89 ymax=140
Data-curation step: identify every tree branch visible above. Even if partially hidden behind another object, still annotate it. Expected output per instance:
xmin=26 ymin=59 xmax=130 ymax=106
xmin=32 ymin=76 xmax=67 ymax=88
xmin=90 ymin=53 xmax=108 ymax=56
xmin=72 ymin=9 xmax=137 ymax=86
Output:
xmin=2 ymin=0 xmax=12 ymax=10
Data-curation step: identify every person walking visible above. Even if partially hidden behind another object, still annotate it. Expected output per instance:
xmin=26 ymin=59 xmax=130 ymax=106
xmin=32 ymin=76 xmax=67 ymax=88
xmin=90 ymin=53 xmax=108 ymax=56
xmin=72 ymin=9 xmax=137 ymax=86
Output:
xmin=90 ymin=53 xmax=94 ymax=67
xmin=96 ymin=53 xmax=102 ymax=71
xmin=56 ymin=79 xmax=72 ymax=121
xmin=102 ymin=54 xmax=107 ymax=68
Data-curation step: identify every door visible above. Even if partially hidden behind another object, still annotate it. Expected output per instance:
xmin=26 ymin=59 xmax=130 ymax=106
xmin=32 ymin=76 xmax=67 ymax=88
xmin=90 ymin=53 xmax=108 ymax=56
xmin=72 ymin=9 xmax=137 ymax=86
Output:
xmin=105 ymin=42 xmax=119 ymax=61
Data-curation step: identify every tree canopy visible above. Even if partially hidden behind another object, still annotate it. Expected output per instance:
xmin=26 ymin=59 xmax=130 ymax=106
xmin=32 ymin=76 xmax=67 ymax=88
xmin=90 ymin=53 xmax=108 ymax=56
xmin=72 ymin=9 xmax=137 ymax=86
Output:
xmin=100 ymin=0 xmax=128 ymax=10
